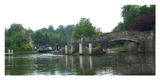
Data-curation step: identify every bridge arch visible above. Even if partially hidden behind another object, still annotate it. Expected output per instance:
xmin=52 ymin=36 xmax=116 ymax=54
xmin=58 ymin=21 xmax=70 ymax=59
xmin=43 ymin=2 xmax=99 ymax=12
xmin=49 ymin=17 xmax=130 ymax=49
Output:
xmin=101 ymin=38 xmax=140 ymax=44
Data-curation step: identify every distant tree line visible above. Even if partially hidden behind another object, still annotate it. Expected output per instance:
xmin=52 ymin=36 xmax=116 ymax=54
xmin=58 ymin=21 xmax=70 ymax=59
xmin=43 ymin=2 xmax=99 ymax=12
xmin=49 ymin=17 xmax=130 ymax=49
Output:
xmin=5 ymin=5 xmax=155 ymax=52
xmin=5 ymin=23 xmax=76 ymax=52
xmin=31 ymin=24 xmax=75 ymax=47
xmin=5 ymin=18 xmax=103 ymax=53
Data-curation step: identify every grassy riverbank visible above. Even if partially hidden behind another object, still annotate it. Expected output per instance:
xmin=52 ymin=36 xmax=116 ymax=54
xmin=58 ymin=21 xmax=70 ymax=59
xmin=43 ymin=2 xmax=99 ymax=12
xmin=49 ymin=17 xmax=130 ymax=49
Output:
xmin=13 ymin=51 xmax=35 ymax=54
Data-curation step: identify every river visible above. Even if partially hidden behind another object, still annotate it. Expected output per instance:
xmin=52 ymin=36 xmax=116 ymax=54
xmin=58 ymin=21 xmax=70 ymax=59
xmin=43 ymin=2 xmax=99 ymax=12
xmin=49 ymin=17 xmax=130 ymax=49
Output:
xmin=5 ymin=52 xmax=155 ymax=75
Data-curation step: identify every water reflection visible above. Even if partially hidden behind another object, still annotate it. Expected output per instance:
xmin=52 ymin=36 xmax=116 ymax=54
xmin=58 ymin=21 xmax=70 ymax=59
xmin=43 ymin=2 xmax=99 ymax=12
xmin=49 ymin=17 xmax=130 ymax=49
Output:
xmin=79 ymin=56 xmax=83 ymax=70
xmin=5 ymin=52 xmax=155 ymax=75
xmin=89 ymin=56 xmax=93 ymax=70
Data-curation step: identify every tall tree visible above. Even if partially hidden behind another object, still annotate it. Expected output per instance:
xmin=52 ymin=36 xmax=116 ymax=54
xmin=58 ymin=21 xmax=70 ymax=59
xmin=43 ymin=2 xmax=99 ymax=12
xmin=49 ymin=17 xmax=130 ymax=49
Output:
xmin=5 ymin=27 xmax=8 ymax=36
xmin=55 ymin=25 xmax=65 ymax=34
xmin=5 ymin=37 xmax=13 ymax=48
xmin=72 ymin=18 xmax=96 ymax=38
xmin=72 ymin=23 xmax=82 ymax=38
xmin=45 ymin=33 xmax=50 ymax=44
xmin=42 ymin=27 xmax=48 ymax=32
xmin=121 ymin=5 xmax=140 ymax=30
xmin=8 ymin=23 xmax=24 ymax=36
xmin=65 ymin=25 xmax=75 ymax=35
xmin=12 ymin=32 xmax=29 ymax=46
xmin=34 ymin=30 xmax=44 ymax=45
xmin=112 ymin=5 xmax=155 ymax=32
xmin=112 ymin=22 xmax=124 ymax=32
xmin=110 ymin=5 xmax=155 ymax=49
xmin=48 ymin=25 xmax=54 ymax=33
xmin=95 ymin=27 xmax=103 ymax=36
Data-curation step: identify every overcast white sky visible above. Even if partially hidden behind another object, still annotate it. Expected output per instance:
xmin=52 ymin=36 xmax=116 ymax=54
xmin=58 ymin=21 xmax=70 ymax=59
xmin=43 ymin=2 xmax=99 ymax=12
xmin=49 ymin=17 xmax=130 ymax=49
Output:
xmin=0 ymin=0 xmax=157 ymax=32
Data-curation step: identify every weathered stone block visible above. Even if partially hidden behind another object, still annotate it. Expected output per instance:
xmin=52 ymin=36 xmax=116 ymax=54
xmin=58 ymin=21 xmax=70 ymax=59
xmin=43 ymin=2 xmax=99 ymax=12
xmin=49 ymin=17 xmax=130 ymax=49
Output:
xmin=127 ymin=42 xmax=138 ymax=52
xmin=82 ymin=47 xmax=89 ymax=54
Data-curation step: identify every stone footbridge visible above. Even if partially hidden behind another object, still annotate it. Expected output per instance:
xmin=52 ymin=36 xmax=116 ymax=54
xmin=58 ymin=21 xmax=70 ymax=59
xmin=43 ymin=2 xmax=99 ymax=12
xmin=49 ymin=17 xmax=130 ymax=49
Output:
xmin=64 ymin=30 xmax=155 ymax=55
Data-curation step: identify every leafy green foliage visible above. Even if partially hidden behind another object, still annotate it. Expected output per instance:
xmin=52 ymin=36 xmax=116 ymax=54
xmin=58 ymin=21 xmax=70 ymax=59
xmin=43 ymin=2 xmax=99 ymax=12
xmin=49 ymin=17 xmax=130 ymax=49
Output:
xmin=32 ymin=24 xmax=75 ymax=47
xmin=12 ymin=32 xmax=29 ymax=46
xmin=8 ymin=23 xmax=23 ymax=36
xmin=34 ymin=30 xmax=44 ymax=45
xmin=72 ymin=18 xmax=96 ymax=38
xmin=109 ymin=5 xmax=155 ymax=49
xmin=112 ymin=5 xmax=155 ymax=32
xmin=48 ymin=25 xmax=54 ymax=33
xmin=5 ymin=37 xmax=13 ymax=48
xmin=64 ymin=25 xmax=75 ymax=35
xmin=5 ymin=23 xmax=32 ymax=53
xmin=95 ymin=28 xmax=103 ymax=36
xmin=72 ymin=23 xmax=82 ymax=38
xmin=120 ymin=5 xmax=140 ymax=30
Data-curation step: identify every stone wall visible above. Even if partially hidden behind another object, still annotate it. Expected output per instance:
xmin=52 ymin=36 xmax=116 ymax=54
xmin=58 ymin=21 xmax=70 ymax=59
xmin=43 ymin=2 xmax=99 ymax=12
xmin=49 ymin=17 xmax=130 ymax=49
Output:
xmin=127 ymin=42 xmax=138 ymax=52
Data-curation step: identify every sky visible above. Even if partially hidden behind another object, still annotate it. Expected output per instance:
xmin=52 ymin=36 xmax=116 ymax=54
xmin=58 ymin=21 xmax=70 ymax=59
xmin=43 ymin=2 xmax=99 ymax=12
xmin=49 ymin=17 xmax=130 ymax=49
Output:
xmin=0 ymin=0 xmax=156 ymax=33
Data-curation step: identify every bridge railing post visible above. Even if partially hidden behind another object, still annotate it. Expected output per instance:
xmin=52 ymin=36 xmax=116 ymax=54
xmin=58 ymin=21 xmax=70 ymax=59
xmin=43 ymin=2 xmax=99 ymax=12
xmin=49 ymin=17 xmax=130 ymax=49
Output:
xmin=11 ymin=49 xmax=13 ymax=54
xmin=79 ymin=43 xmax=82 ymax=55
xmin=65 ymin=45 xmax=68 ymax=54
xmin=89 ymin=43 xmax=92 ymax=54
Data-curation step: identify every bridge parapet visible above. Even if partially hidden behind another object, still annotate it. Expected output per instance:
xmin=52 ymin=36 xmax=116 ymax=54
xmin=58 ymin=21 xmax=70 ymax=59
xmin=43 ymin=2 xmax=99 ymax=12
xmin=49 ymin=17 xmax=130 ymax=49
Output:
xmin=69 ymin=30 xmax=155 ymax=44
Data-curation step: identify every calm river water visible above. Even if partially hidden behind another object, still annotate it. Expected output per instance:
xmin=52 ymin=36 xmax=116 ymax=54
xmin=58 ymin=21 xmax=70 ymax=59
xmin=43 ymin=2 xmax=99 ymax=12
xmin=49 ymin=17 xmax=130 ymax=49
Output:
xmin=5 ymin=52 xmax=155 ymax=75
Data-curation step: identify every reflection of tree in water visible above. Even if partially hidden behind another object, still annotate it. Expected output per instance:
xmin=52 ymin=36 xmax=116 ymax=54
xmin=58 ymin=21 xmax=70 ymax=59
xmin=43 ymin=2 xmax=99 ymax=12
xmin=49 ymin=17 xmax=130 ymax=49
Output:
xmin=33 ymin=55 xmax=68 ymax=75
xmin=73 ymin=52 xmax=155 ymax=75
xmin=114 ymin=52 xmax=155 ymax=75
xmin=64 ymin=54 xmax=133 ymax=75
xmin=5 ymin=56 xmax=34 ymax=75
xmin=102 ymin=53 xmax=133 ymax=67
xmin=72 ymin=56 xmax=97 ymax=75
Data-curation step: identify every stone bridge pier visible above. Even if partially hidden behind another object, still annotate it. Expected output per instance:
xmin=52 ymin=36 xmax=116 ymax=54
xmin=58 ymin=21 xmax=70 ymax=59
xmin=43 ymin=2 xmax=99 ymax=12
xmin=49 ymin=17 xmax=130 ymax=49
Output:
xmin=65 ymin=30 xmax=155 ymax=55
xmin=66 ymin=43 xmax=103 ymax=55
